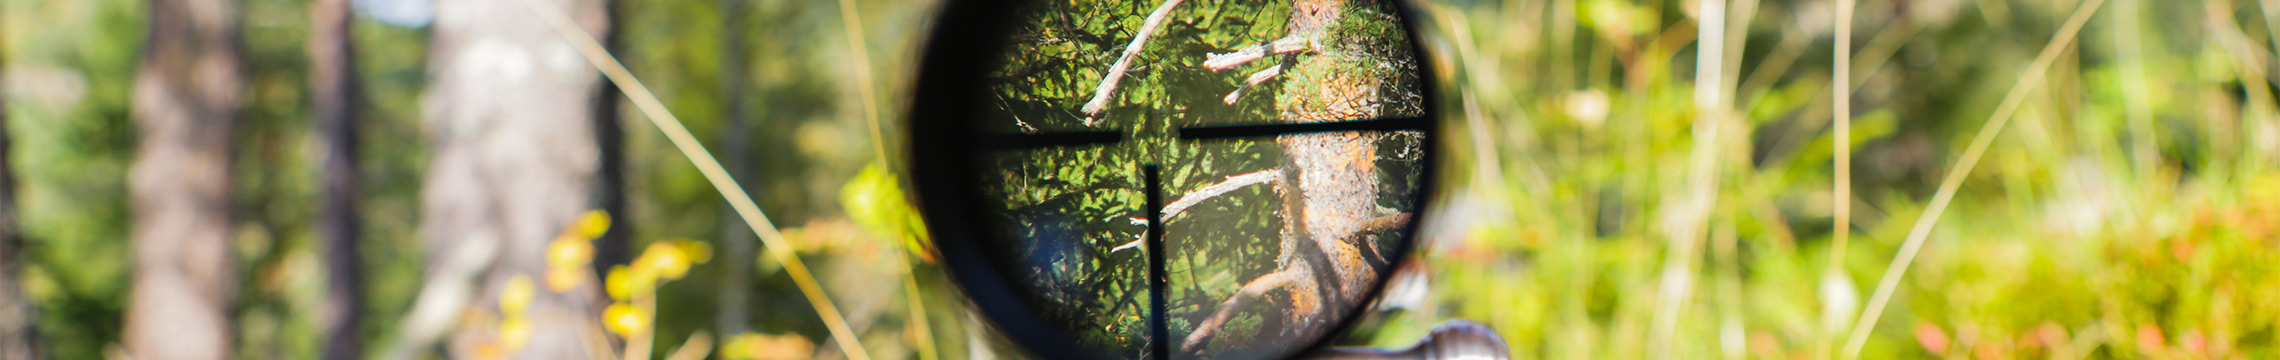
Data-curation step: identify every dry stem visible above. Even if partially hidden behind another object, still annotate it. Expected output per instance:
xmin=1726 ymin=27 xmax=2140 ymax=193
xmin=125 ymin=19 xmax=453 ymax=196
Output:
xmin=1080 ymin=0 xmax=1190 ymax=125
xmin=512 ymin=0 xmax=872 ymax=358
xmin=1840 ymin=0 xmax=2107 ymax=357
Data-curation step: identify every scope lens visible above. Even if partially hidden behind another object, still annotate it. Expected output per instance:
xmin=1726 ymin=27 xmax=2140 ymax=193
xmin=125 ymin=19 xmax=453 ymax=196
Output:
xmin=916 ymin=0 xmax=1436 ymax=358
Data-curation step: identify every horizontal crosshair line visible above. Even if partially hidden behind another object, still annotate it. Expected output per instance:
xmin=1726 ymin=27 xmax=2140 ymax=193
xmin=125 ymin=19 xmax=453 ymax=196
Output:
xmin=982 ymin=116 xmax=1427 ymax=150
xmin=1178 ymin=116 xmax=1427 ymax=140
xmin=984 ymin=131 xmax=1124 ymax=149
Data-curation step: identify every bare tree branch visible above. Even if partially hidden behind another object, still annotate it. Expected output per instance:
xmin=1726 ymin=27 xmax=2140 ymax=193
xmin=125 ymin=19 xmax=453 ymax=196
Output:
xmin=1222 ymin=64 xmax=1286 ymax=104
xmin=1223 ymin=88 xmax=1247 ymax=105
xmin=1163 ymin=169 xmax=1282 ymax=220
xmin=1204 ymin=46 xmax=1266 ymax=71
xmin=1182 ymin=270 xmax=1310 ymax=350
xmin=1112 ymin=236 xmax=1147 ymax=254
xmin=1357 ymin=213 xmax=1410 ymax=235
xmin=1111 ymin=169 xmax=1281 ymax=255
xmin=1079 ymin=0 xmax=1190 ymax=126
xmin=1203 ymin=36 xmax=1313 ymax=72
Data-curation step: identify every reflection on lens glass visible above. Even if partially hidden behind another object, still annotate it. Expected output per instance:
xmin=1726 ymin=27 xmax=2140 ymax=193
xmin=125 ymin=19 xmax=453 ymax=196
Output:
xmin=968 ymin=0 xmax=1428 ymax=357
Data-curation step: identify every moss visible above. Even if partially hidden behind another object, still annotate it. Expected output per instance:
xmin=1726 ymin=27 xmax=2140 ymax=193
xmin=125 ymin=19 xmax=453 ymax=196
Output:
xmin=1274 ymin=0 xmax=1423 ymax=121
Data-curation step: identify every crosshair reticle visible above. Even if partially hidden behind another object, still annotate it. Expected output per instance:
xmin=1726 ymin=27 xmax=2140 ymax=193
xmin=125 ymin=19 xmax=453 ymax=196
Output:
xmin=907 ymin=0 xmax=1439 ymax=358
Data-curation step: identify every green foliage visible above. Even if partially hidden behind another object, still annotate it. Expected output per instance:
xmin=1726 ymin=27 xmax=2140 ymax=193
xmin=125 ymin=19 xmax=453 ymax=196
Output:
xmin=6 ymin=0 xmax=147 ymax=357
xmin=842 ymin=163 xmax=932 ymax=259
xmin=1367 ymin=0 xmax=2280 ymax=358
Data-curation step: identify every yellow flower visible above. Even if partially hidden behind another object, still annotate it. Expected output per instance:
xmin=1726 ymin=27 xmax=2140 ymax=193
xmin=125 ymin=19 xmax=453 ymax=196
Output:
xmin=574 ymin=210 xmax=612 ymax=239
xmin=635 ymin=242 xmax=694 ymax=280
xmin=604 ymin=265 xmax=647 ymax=300
xmin=499 ymin=275 xmax=535 ymax=316
xmin=603 ymin=303 xmax=647 ymax=336
xmin=671 ymin=239 xmax=714 ymax=264
xmin=721 ymin=332 xmax=814 ymax=360
xmin=720 ymin=333 xmax=761 ymax=360
xmin=546 ymin=235 xmax=594 ymax=269
xmin=545 ymin=266 xmax=584 ymax=293
xmin=498 ymin=316 xmax=532 ymax=352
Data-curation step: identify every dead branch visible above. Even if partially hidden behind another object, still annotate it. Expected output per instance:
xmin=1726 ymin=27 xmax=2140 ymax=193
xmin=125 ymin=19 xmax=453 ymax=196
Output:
xmin=1204 ymin=46 xmax=1265 ymax=72
xmin=1203 ymin=36 xmax=1314 ymax=72
xmin=1162 ymin=169 xmax=1282 ymax=220
xmin=1272 ymin=37 xmax=1312 ymax=54
xmin=1078 ymin=0 xmax=1190 ymax=126
xmin=1353 ymin=213 xmax=1411 ymax=266
xmin=1246 ymin=64 xmax=1286 ymax=86
xmin=1111 ymin=169 xmax=1282 ymax=255
xmin=1111 ymin=235 xmax=1146 ymax=254
xmin=1357 ymin=213 xmax=1410 ymax=235
xmin=1222 ymin=87 xmax=1249 ymax=105
xmin=1181 ymin=270 xmax=1312 ymax=350
xmin=1222 ymin=65 xmax=1286 ymax=104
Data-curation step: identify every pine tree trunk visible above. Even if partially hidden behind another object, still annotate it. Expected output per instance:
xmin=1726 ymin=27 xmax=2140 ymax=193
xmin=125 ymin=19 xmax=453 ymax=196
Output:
xmin=309 ymin=0 xmax=365 ymax=356
xmin=1185 ymin=0 xmax=1418 ymax=351
xmin=422 ymin=0 xmax=612 ymax=357
xmin=124 ymin=0 xmax=245 ymax=357
xmin=0 ymin=46 xmax=42 ymax=360
xmin=1271 ymin=0 xmax=1394 ymax=312
xmin=715 ymin=0 xmax=756 ymax=337
xmin=589 ymin=0 xmax=631 ymax=273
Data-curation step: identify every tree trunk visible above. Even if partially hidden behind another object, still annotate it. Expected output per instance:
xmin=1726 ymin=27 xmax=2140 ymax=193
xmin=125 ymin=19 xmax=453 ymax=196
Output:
xmin=1184 ymin=0 xmax=1419 ymax=351
xmin=589 ymin=0 xmax=631 ymax=274
xmin=422 ymin=0 xmax=611 ymax=357
xmin=124 ymin=0 xmax=246 ymax=357
xmin=309 ymin=0 xmax=365 ymax=356
xmin=0 ymin=46 xmax=43 ymax=360
xmin=715 ymin=0 xmax=756 ymax=337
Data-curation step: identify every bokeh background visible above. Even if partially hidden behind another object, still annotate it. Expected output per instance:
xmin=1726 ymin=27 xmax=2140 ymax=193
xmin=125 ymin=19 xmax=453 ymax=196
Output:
xmin=2 ymin=0 xmax=2278 ymax=359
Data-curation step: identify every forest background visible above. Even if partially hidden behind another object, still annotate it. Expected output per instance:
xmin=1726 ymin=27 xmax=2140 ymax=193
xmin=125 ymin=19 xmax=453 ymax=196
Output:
xmin=3 ymin=0 xmax=2279 ymax=358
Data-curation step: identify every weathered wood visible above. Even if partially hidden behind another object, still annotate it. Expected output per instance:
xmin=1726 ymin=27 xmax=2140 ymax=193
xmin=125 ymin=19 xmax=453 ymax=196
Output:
xmin=123 ymin=0 xmax=246 ymax=357
xmin=1203 ymin=36 xmax=1312 ymax=71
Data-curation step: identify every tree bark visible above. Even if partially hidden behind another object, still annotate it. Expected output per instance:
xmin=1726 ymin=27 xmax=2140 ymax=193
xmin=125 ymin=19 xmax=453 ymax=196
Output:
xmin=1184 ymin=0 xmax=1418 ymax=351
xmin=0 ymin=46 xmax=42 ymax=360
xmin=589 ymin=0 xmax=631 ymax=274
xmin=421 ymin=0 xmax=612 ymax=358
xmin=124 ymin=0 xmax=246 ymax=357
xmin=309 ymin=0 xmax=365 ymax=356
xmin=716 ymin=0 xmax=755 ymax=337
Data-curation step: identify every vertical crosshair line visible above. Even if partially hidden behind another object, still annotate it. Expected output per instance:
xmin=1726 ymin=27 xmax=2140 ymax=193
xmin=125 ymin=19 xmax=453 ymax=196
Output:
xmin=1142 ymin=164 xmax=1170 ymax=359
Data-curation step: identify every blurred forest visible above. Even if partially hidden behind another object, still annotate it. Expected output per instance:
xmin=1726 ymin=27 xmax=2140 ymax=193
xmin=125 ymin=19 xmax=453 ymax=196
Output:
xmin=0 ymin=0 xmax=2276 ymax=359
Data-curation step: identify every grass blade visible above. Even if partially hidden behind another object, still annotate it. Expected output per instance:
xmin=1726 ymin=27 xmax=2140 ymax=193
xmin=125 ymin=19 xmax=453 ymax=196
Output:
xmin=1839 ymin=0 xmax=2108 ymax=357
xmin=511 ymin=0 xmax=874 ymax=359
